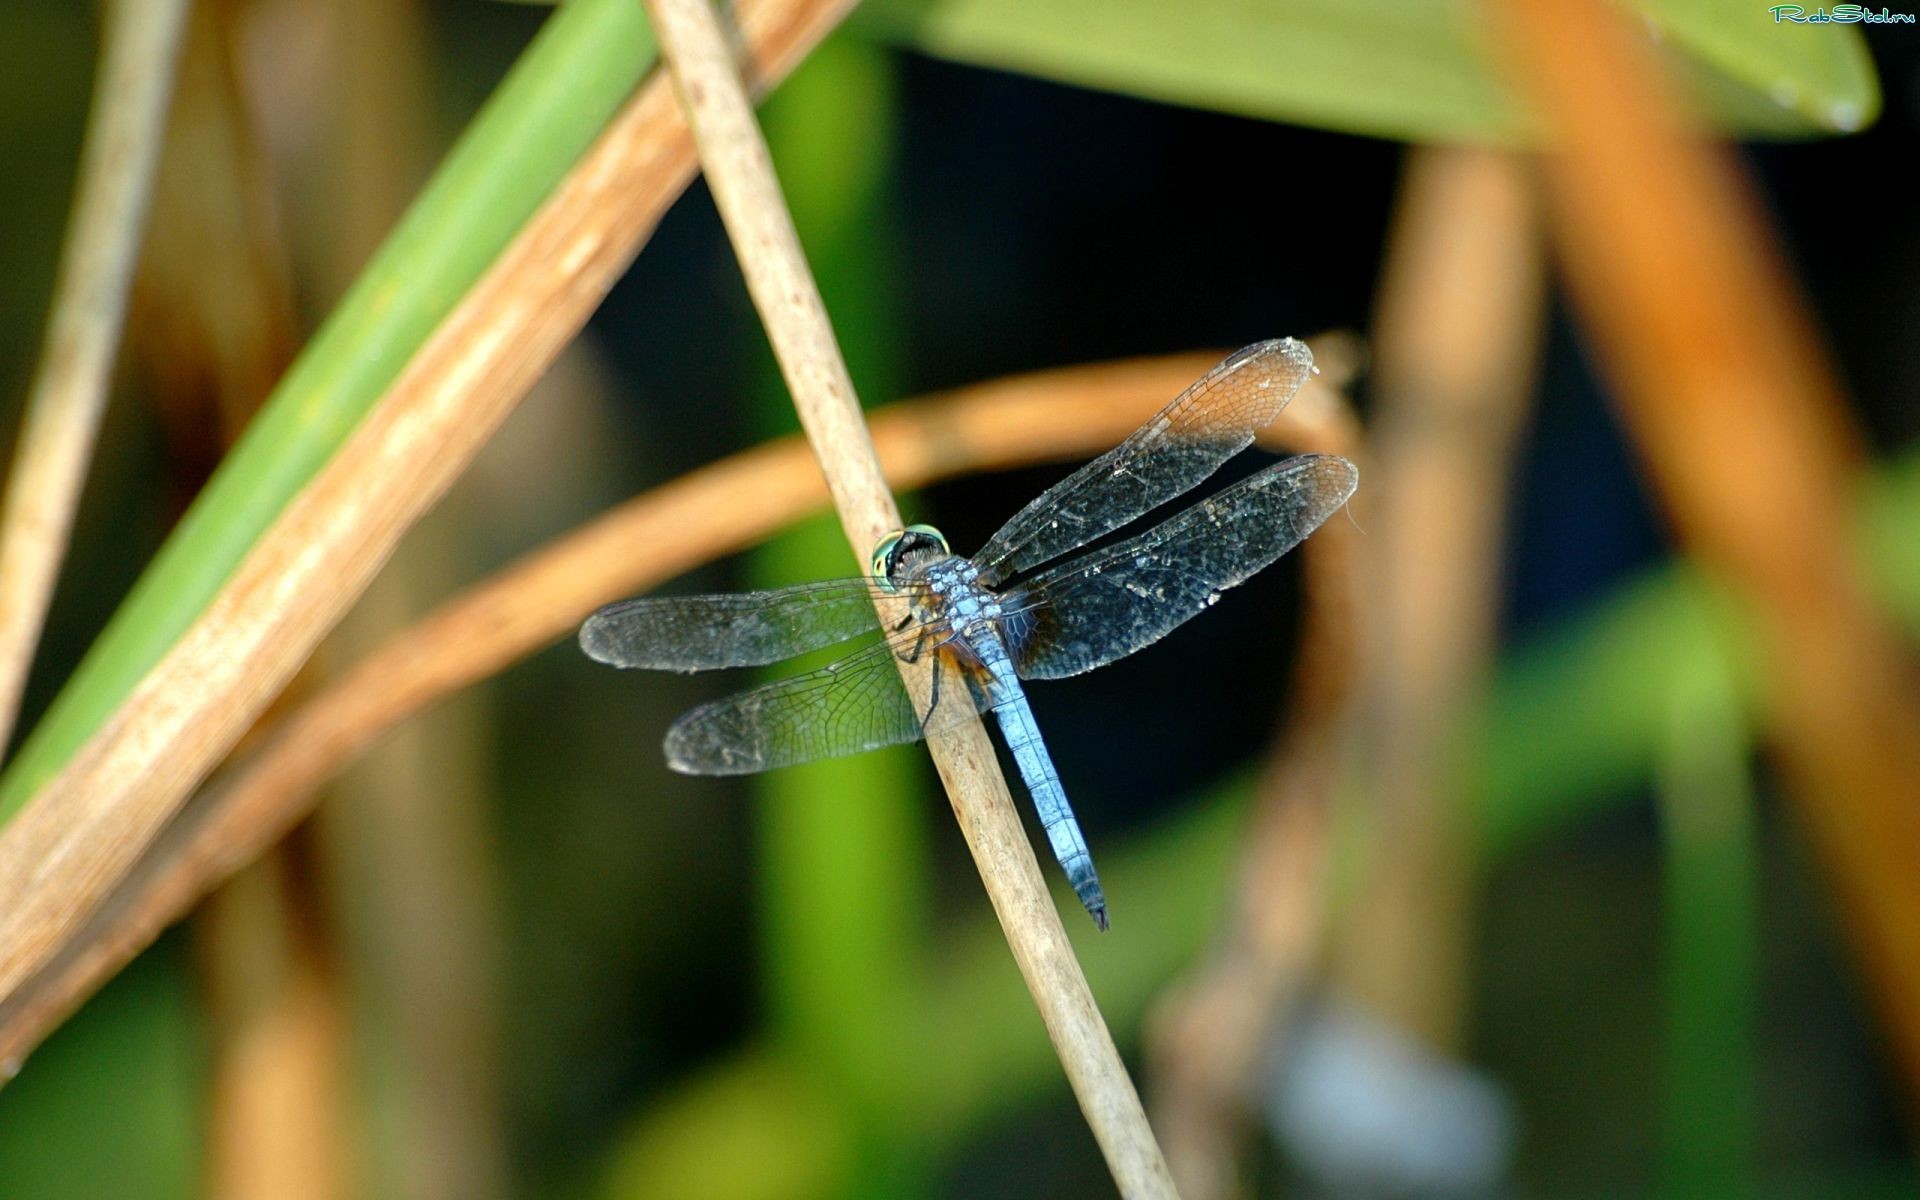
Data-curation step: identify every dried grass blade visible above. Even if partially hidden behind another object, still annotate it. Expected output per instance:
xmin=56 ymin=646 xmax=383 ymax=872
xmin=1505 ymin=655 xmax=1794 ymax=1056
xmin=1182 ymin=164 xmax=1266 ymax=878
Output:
xmin=0 ymin=0 xmax=857 ymax=1054
xmin=0 ymin=351 xmax=1351 ymax=1069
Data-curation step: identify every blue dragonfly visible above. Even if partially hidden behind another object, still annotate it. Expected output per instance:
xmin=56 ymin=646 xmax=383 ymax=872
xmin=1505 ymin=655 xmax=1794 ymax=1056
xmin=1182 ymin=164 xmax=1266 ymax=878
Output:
xmin=580 ymin=339 xmax=1357 ymax=930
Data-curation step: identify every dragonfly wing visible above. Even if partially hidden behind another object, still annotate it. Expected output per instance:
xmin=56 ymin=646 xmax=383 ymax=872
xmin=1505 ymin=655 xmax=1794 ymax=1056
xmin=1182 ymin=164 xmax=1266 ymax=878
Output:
xmin=973 ymin=339 xmax=1316 ymax=585
xmin=580 ymin=578 xmax=919 ymax=672
xmin=1006 ymin=455 xmax=1357 ymax=680
xmin=665 ymin=627 xmax=992 ymax=774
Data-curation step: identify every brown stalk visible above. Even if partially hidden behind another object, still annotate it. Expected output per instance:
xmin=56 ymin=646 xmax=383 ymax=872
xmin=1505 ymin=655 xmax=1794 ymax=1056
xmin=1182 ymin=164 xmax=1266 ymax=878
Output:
xmin=1149 ymin=146 xmax=1543 ymax=1199
xmin=1329 ymin=144 xmax=1545 ymax=1049
xmin=1501 ymin=0 xmax=1920 ymax=1094
xmin=300 ymin=1 xmax=511 ymax=1194
xmin=0 ymin=350 xmax=1347 ymax=1075
xmin=130 ymin=0 xmax=300 ymax=468
xmin=199 ymin=850 xmax=350 ymax=1200
xmin=321 ymin=580 xmax=508 ymax=1200
xmin=0 ymin=0 xmax=192 ymax=748
xmin=0 ymin=0 xmax=860 ymax=1070
xmin=131 ymin=4 xmax=346 ymax=1193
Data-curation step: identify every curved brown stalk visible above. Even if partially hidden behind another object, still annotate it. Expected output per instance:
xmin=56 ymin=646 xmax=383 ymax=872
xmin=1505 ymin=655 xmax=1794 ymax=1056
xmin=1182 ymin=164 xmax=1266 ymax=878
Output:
xmin=1502 ymin=0 xmax=1920 ymax=1097
xmin=0 ymin=0 xmax=860 ymax=1074
xmin=0 ymin=349 xmax=1349 ymax=1082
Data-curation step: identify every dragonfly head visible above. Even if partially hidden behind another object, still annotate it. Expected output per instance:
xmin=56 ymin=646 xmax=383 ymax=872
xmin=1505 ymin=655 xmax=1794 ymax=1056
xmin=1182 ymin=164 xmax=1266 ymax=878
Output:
xmin=871 ymin=523 xmax=950 ymax=589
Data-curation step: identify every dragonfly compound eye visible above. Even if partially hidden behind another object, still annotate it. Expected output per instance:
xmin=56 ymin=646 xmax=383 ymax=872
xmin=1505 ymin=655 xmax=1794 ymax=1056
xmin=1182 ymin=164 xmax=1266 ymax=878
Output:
xmin=870 ymin=524 xmax=951 ymax=589
xmin=869 ymin=530 xmax=908 ymax=590
xmin=902 ymin=524 xmax=950 ymax=554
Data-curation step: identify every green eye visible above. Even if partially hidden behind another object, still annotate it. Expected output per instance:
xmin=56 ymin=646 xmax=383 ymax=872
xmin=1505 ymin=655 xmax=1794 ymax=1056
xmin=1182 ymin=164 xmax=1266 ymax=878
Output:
xmin=904 ymin=524 xmax=949 ymax=551
xmin=870 ymin=530 xmax=907 ymax=588
xmin=870 ymin=524 xmax=950 ymax=589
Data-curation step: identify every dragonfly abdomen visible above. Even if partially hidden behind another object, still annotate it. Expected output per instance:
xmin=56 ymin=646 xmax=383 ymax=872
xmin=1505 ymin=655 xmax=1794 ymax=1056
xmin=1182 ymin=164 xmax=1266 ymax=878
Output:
xmin=976 ymin=644 xmax=1109 ymax=931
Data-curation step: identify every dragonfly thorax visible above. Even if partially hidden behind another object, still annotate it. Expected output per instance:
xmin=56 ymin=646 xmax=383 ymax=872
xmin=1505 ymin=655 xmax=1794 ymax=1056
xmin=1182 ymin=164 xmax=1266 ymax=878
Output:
xmin=876 ymin=527 xmax=1007 ymax=641
xmin=916 ymin=554 xmax=1010 ymax=643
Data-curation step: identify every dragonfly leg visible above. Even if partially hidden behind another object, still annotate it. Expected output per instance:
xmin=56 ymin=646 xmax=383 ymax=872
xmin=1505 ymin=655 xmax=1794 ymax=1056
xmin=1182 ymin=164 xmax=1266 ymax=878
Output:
xmin=900 ymin=622 xmax=929 ymax=665
xmin=921 ymin=653 xmax=944 ymax=727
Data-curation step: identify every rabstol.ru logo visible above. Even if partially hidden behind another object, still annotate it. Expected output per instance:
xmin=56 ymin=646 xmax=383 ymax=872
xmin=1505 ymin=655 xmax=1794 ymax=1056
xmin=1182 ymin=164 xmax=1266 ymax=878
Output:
xmin=1770 ymin=4 xmax=1916 ymax=20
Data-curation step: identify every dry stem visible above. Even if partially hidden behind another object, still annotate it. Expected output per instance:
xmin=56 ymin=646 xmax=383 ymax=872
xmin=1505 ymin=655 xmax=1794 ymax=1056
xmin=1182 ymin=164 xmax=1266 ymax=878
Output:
xmin=199 ymin=850 xmax=349 ymax=1200
xmin=640 ymin=0 xmax=1175 ymax=1187
xmin=135 ymin=9 xmax=345 ymax=1195
xmin=0 ymin=352 xmax=1351 ymax=1069
xmin=1151 ymin=148 xmax=1542 ymax=1199
xmin=1329 ymin=145 xmax=1545 ymax=1048
xmin=302 ymin=3 xmax=511 ymax=1192
xmin=0 ymin=0 xmax=191 ymax=747
xmin=0 ymin=0 xmax=858 ymax=1070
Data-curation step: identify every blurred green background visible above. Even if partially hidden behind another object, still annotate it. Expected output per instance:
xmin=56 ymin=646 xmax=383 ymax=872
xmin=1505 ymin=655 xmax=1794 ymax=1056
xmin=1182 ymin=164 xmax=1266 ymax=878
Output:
xmin=0 ymin=1 xmax=1916 ymax=1197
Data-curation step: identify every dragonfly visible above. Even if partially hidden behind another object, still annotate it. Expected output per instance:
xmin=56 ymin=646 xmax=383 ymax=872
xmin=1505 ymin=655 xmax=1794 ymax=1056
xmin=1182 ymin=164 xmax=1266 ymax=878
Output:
xmin=580 ymin=339 xmax=1357 ymax=930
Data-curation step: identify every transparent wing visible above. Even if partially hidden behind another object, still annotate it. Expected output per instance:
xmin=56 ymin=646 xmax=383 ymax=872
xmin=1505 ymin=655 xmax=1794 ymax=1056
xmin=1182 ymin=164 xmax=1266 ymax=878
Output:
xmin=1005 ymin=455 xmax=1357 ymax=680
xmin=973 ymin=339 xmax=1316 ymax=585
xmin=664 ymin=627 xmax=994 ymax=775
xmin=579 ymin=578 xmax=927 ymax=673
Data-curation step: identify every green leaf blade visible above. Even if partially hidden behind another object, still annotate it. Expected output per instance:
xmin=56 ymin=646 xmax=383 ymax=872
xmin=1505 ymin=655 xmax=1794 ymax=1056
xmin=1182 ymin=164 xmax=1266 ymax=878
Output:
xmin=0 ymin=0 xmax=656 ymax=817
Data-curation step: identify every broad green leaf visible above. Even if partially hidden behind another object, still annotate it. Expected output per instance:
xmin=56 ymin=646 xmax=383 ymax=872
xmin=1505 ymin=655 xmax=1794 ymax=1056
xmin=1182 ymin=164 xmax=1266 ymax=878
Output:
xmin=853 ymin=0 xmax=1880 ymax=142
xmin=1648 ymin=0 xmax=1880 ymax=134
